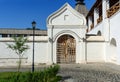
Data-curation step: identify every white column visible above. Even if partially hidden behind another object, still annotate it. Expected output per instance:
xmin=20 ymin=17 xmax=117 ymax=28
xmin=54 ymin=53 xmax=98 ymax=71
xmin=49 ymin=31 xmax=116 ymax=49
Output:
xmin=102 ymin=0 xmax=109 ymax=20
xmin=8 ymin=34 xmax=10 ymax=37
xmin=76 ymin=41 xmax=82 ymax=63
xmin=47 ymin=25 xmax=54 ymax=65
xmin=106 ymin=0 xmax=110 ymax=10
xmin=102 ymin=0 xmax=111 ymax=63
xmin=53 ymin=41 xmax=57 ymax=63
xmin=94 ymin=8 xmax=99 ymax=26
xmin=76 ymin=40 xmax=86 ymax=64
xmin=88 ymin=16 xmax=92 ymax=31
xmin=102 ymin=0 xmax=110 ymax=41
xmin=0 ymin=34 xmax=2 ymax=38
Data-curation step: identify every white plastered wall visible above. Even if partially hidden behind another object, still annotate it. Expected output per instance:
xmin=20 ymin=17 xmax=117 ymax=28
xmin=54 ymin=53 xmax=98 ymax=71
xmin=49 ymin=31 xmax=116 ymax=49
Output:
xmin=108 ymin=10 xmax=120 ymax=65
xmin=0 ymin=36 xmax=48 ymax=66
xmin=87 ymin=42 xmax=105 ymax=62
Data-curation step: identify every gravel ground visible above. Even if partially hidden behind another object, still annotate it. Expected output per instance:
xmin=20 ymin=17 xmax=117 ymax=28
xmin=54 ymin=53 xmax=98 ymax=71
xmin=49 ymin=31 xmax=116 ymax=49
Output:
xmin=58 ymin=63 xmax=120 ymax=82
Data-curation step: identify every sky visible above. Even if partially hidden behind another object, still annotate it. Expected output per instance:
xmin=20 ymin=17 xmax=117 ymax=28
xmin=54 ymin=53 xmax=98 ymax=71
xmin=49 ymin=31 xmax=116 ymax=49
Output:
xmin=0 ymin=0 xmax=95 ymax=30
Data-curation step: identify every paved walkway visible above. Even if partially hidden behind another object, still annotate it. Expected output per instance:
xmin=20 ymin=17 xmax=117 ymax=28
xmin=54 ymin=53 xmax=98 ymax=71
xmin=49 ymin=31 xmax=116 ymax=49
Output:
xmin=58 ymin=63 xmax=120 ymax=82
xmin=1 ymin=63 xmax=120 ymax=82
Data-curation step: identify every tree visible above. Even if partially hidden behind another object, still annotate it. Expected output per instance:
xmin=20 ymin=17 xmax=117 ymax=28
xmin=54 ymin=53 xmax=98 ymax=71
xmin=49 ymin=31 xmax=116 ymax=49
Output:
xmin=7 ymin=35 xmax=29 ymax=72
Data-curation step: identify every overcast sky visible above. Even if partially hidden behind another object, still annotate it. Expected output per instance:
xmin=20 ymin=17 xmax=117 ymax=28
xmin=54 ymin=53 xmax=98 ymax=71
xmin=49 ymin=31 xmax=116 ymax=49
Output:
xmin=0 ymin=0 xmax=95 ymax=30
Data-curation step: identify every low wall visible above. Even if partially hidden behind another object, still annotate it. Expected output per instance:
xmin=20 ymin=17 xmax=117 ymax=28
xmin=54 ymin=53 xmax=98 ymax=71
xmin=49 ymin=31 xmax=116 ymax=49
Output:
xmin=87 ymin=42 xmax=105 ymax=62
xmin=0 ymin=36 xmax=48 ymax=66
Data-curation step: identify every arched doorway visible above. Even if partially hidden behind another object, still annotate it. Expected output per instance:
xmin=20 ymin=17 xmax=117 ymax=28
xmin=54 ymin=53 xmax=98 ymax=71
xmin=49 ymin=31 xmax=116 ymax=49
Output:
xmin=57 ymin=35 xmax=76 ymax=63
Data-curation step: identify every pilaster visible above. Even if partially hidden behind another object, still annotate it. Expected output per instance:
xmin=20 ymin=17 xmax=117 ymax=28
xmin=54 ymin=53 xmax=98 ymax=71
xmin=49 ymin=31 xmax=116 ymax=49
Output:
xmin=94 ymin=8 xmax=99 ymax=26
xmin=88 ymin=16 xmax=92 ymax=31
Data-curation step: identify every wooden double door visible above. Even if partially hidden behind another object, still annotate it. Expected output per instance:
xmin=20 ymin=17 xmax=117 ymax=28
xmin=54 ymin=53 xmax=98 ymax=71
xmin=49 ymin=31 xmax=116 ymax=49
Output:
xmin=57 ymin=35 xmax=76 ymax=63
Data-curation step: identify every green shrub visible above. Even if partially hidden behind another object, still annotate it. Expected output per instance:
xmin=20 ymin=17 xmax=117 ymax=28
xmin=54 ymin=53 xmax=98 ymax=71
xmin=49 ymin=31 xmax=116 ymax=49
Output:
xmin=0 ymin=65 xmax=61 ymax=82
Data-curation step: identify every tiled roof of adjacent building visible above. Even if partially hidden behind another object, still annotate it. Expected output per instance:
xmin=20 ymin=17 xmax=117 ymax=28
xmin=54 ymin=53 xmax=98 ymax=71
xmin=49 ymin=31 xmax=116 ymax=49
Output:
xmin=0 ymin=28 xmax=47 ymax=36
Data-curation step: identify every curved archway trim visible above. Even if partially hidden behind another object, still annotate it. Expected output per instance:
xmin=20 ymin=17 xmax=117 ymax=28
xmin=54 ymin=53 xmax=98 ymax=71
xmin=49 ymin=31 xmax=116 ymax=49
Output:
xmin=53 ymin=30 xmax=83 ymax=42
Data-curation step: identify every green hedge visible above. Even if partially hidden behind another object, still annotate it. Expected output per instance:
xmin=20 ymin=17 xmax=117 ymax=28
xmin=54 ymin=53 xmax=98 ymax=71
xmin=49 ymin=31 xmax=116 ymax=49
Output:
xmin=0 ymin=65 xmax=61 ymax=82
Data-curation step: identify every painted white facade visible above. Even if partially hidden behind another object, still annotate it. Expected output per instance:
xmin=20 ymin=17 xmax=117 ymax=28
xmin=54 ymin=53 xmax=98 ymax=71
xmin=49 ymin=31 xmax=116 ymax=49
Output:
xmin=87 ymin=0 xmax=120 ymax=65
xmin=47 ymin=3 xmax=87 ymax=64
xmin=87 ymin=42 xmax=105 ymax=62
xmin=0 ymin=0 xmax=120 ymax=66
xmin=0 ymin=36 xmax=48 ymax=66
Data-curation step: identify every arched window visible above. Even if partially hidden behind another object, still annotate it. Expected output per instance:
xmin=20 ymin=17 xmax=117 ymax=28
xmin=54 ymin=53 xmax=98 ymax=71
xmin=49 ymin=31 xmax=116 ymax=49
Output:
xmin=110 ymin=38 xmax=117 ymax=46
xmin=97 ymin=31 xmax=102 ymax=36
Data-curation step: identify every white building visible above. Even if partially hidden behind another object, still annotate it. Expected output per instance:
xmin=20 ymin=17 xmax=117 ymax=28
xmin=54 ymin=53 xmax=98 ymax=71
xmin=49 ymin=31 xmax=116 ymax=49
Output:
xmin=0 ymin=0 xmax=120 ymax=66
xmin=86 ymin=0 xmax=120 ymax=64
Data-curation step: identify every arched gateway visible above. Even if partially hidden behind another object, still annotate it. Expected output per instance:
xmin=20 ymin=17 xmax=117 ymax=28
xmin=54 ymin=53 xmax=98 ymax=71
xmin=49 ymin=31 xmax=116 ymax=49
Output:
xmin=57 ymin=35 xmax=76 ymax=63
xmin=47 ymin=3 xmax=86 ymax=64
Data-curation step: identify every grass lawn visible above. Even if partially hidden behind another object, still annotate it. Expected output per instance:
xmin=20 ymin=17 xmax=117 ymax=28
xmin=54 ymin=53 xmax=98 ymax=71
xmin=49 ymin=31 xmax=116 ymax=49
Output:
xmin=0 ymin=65 xmax=61 ymax=82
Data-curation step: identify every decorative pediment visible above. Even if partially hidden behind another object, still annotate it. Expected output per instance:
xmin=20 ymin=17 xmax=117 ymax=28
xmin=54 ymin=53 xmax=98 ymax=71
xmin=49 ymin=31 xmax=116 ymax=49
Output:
xmin=47 ymin=3 xmax=86 ymax=26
